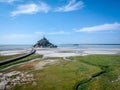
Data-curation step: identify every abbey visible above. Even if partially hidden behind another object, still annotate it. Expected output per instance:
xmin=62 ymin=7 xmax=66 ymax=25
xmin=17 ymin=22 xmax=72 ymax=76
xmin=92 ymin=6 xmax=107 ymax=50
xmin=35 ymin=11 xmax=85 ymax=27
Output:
xmin=33 ymin=37 xmax=57 ymax=48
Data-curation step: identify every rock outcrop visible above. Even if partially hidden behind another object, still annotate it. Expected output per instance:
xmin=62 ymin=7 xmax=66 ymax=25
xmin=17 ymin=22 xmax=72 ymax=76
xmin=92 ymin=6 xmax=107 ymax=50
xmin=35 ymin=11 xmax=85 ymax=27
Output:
xmin=33 ymin=37 xmax=57 ymax=48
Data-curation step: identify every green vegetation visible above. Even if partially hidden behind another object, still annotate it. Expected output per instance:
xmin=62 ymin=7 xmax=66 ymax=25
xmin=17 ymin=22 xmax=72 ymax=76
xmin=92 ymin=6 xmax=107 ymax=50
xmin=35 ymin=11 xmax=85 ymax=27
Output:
xmin=69 ymin=55 xmax=120 ymax=90
xmin=30 ymin=60 xmax=101 ymax=90
xmin=58 ymin=50 xmax=74 ymax=53
xmin=0 ymin=54 xmax=23 ymax=61
xmin=1 ymin=55 xmax=120 ymax=90
xmin=12 ymin=58 xmax=101 ymax=90
xmin=0 ymin=54 xmax=43 ymax=70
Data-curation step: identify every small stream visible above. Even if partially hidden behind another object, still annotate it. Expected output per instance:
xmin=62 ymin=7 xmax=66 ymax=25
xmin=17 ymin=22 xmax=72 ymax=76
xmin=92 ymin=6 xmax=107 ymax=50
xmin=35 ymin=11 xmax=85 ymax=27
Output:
xmin=75 ymin=66 xmax=109 ymax=90
xmin=69 ymin=58 xmax=110 ymax=90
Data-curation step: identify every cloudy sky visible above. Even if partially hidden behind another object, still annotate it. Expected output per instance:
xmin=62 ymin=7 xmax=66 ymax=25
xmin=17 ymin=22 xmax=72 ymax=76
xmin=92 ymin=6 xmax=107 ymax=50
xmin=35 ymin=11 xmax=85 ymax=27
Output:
xmin=0 ymin=0 xmax=120 ymax=44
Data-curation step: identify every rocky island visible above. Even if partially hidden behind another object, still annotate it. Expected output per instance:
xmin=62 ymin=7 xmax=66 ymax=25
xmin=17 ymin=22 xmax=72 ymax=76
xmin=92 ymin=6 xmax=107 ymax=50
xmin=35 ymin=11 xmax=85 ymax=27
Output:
xmin=33 ymin=37 xmax=57 ymax=48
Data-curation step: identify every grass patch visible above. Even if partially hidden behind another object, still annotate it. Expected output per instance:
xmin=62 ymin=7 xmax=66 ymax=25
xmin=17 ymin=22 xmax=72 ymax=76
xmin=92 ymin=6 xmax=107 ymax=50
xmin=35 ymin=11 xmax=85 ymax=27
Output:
xmin=69 ymin=55 xmax=120 ymax=90
xmin=12 ymin=58 xmax=101 ymax=90
xmin=43 ymin=57 xmax=63 ymax=60
xmin=1 ymin=55 xmax=120 ymax=90
xmin=0 ymin=54 xmax=43 ymax=70
xmin=0 ymin=54 xmax=23 ymax=61
xmin=58 ymin=51 xmax=74 ymax=53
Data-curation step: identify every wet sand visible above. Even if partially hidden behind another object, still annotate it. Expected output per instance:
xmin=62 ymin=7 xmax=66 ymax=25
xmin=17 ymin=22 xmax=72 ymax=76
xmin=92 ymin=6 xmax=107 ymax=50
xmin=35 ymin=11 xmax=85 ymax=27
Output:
xmin=35 ymin=47 xmax=120 ymax=57
xmin=1 ymin=47 xmax=120 ymax=57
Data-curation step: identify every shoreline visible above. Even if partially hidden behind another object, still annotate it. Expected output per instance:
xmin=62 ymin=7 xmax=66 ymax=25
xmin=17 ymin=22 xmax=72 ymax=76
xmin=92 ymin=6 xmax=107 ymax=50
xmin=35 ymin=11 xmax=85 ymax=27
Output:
xmin=1 ymin=47 xmax=120 ymax=57
xmin=0 ymin=48 xmax=32 ymax=56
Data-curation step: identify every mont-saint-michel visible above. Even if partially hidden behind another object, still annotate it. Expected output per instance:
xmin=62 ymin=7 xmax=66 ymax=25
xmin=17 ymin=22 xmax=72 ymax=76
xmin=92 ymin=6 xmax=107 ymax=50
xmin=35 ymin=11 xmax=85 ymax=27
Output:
xmin=33 ymin=37 xmax=57 ymax=48
xmin=0 ymin=0 xmax=120 ymax=90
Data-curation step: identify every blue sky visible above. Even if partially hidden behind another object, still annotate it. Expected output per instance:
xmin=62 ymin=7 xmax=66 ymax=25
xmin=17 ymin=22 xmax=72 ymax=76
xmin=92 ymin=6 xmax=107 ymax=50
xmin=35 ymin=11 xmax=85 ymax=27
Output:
xmin=0 ymin=0 xmax=120 ymax=44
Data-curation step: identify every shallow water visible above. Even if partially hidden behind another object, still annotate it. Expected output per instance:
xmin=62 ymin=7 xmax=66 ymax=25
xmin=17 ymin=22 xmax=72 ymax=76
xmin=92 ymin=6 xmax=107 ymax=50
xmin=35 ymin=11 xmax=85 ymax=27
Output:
xmin=59 ymin=44 xmax=120 ymax=48
xmin=0 ymin=45 xmax=32 ymax=51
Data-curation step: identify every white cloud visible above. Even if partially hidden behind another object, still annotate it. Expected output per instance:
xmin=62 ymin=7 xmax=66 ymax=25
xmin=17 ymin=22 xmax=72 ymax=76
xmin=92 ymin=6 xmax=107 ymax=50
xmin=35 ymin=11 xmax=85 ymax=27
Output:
xmin=0 ymin=31 xmax=71 ymax=44
xmin=76 ymin=22 xmax=120 ymax=32
xmin=11 ymin=2 xmax=51 ymax=16
xmin=55 ymin=0 xmax=84 ymax=12
xmin=35 ymin=32 xmax=45 ymax=35
xmin=35 ymin=31 xmax=71 ymax=35
xmin=1 ymin=34 xmax=34 ymax=39
xmin=0 ymin=0 xmax=19 ymax=3
xmin=0 ymin=33 xmax=38 ymax=44
xmin=48 ymin=31 xmax=71 ymax=35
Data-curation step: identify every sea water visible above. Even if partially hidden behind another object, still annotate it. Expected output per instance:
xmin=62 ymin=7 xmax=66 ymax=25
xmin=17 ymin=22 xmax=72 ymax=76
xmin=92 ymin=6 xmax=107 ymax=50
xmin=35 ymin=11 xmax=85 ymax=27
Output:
xmin=0 ymin=45 xmax=32 ymax=51
xmin=59 ymin=44 xmax=120 ymax=49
